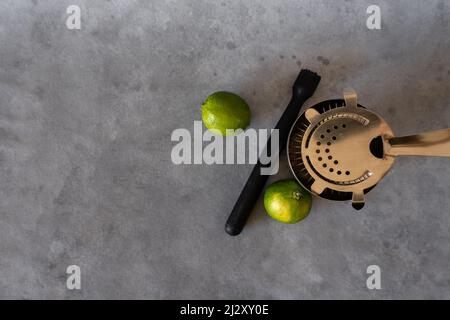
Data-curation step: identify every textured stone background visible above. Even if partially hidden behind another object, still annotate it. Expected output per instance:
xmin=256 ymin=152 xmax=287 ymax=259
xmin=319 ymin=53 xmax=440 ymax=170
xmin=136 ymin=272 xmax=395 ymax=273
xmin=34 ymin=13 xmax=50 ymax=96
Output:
xmin=0 ymin=0 xmax=449 ymax=299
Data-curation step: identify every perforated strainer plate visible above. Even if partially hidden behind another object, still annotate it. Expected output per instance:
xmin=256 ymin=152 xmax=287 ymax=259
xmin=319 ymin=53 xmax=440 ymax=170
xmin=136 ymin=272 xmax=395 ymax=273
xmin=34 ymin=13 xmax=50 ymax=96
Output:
xmin=288 ymin=90 xmax=395 ymax=209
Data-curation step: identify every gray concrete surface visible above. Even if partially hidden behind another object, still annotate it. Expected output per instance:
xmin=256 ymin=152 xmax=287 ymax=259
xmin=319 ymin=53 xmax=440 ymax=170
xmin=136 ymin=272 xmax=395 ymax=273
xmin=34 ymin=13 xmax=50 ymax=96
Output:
xmin=0 ymin=0 xmax=449 ymax=299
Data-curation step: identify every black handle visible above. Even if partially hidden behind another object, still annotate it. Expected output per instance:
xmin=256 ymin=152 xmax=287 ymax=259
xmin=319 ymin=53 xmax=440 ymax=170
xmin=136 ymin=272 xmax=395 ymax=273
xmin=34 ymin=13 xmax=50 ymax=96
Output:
xmin=225 ymin=69 xmax=321 ymax=236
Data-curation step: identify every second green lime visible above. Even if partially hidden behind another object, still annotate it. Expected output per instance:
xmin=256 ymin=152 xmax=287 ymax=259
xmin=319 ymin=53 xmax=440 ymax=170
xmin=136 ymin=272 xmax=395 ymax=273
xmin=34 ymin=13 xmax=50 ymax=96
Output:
xmin=264 ymin=179 xmax=312 ymax=224
xmin=201 ymin=91 xmax=251 ymax=136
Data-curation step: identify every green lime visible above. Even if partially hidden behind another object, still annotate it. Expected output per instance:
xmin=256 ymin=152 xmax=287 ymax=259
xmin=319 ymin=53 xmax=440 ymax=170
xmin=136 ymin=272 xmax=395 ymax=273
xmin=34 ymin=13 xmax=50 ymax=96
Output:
xmin=201 ymin=91 xmax=251 ymax=136
xmin=264 ymin=179 xmax=312 ymax=224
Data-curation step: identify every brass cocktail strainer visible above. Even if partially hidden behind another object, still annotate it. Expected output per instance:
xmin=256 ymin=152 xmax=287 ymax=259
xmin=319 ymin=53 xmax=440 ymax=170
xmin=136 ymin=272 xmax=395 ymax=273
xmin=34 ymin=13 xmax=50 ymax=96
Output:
xmin=288 ymin=89 xmax=450 ymax=209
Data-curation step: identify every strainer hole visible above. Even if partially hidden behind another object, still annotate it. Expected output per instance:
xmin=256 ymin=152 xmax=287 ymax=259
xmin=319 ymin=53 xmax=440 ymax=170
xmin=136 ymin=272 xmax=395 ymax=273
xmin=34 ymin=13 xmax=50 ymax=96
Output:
xmin=316 ymin=142 xmax=321 ymax=146
xmin=327 ymin=142 xmax=331 ymax=146
xmin=328 ymin=155 xmax=332 ymax=160
xmin=326 ymin=129 xmax=331 ymax=133
xmin=329 ymin=168 xmax=334 ymax=173
xmin=342 ymin=124 xmax=346 ymax=128
xmin=345 ymin=171 xmax=350 ymax=175
xmin=316 ymin=149 xmax=320 ymax=153
xmin=337 ymin=171 xmax=342 ymax=175
xmin=325 ymin=149 xmax=330 ymax=153
xmin=323 ymin=163 xmax=327 ymax=168
xmin=332 ymin=136 xmax=337 ymax=140
xmin=334 ymin=160 xmax=338 ymax=165
xmin=334 ymin=125 xmax=338 ymax=129
xmin=318 ymin=157 xmax=322 ymax=161
xmin=320 ymin=134 xmax=325 ymax=139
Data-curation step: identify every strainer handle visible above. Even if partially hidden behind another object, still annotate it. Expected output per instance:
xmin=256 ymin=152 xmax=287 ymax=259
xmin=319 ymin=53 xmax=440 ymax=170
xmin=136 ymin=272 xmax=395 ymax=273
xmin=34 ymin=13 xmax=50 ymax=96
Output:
xmin=386 ymin=128 xmax=450 ymax=157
